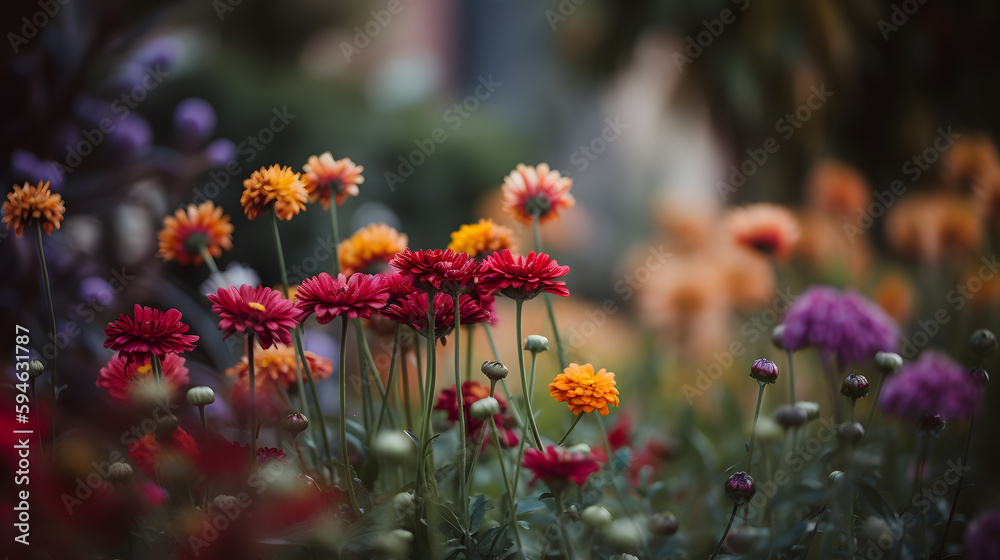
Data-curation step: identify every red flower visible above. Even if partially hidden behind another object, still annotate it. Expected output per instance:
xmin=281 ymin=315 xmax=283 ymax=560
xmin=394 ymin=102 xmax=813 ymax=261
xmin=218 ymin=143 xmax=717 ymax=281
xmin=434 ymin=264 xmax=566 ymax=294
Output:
xmin=295 ymin=272 xmax=390 ymax=323
xmin=388 ymin=248 xmax=482 ymax=294
xmin=96 ymin=352 xmax=190 ymax=402
xmin=104 ymin=305 xmax=199 ymax=364
xmin=523 ymin=445 xmax=600 ymax=487
xmin=257 ymin=447 xmax=288 ymax=464
xmin=207 ymin=284 xmax=298 ymax=348
xmin=480 ymin=249 xmax=570 ymax=300
xmin=127 ymin=427 xmax=199 ymax=478
xmin=382 ymin=270 xmax=417 ymax=305
xmin=380 ymin=291 xmax=490 ymax=338
xmin=435 ymin=381 xmax=519 ymax=448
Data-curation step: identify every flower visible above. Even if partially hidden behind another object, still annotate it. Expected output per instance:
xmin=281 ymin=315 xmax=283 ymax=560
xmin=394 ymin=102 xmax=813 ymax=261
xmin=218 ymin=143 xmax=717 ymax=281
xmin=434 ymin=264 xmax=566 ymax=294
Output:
xmin=156 ymin=201 xmax=234 ymax=266
xmin=549 ymin=363 xmax=620 ymax=416
xmin=226 ymin=341 xmax=333 ymax=391
xmin=724 ymin=472 xmax=756 ymax=505
xmin=295 ymin=272 xmax=390 ymax=323
xmin=339 ymin=223 xmax=408 ymax=276
xmin=726 ymin=203 xmax=800 ymax=261
xmin=885 ymin=194 xmax=981 ymax=264
xmin=104 ymin=305 xmax=199 ymax=364
xmin=381 ymin=292 xmax=491 ymax=338
xmin=3 ymin=181 xmax=65 ymax=237
xmin=435 ymin=381 xmax=518 ymax=447
xmin=749 ymin=358 xmax=779 ymax=384
xmin=501 ymin=163 xmax=575 ymax=225
xmin=127 ymin=427 xmax=199 ymax=478
xmin=480 ymin=249 xmax=570 ymax=300
xmin=240 ymin=165 xmax=308 ymax=220
xmin=776 ymin=286 xmax=899 ymax=367
xmin=256 ymin=447 xmax=288 ymax=464
xmin=965 ymin=510 xmax=1000 ymax=560
xmin=880 ymin=351 xmax=983 ymax=422
xmin=207 ymin=285 xmax=299 ymax=349
xmin=388 ymin=248 xmax=482 ymax=295
xmin=200 ymin=262 xmax=261 ymax=295
xmin=806 ymin=161 xmax=871 ymax=218
xmin=302 ymin=152 xmax=363 ymax=209
xmin=448 ymin=219 xmax=517 ymax=259
xmin=523 ymin=445 xmax=600 ymax=488
xmin=96 ymin=352 xmax=190 ymax=402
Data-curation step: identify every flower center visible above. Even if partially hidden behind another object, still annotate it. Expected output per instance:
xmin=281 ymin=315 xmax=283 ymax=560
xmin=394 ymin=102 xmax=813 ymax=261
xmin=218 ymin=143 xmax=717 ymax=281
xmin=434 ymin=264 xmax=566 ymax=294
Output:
xmin=183 ymin=231 xmax=211 ymax=255
xmin=248 ymin=302 xmax=267 ymax=312
xmin=524 ymin=195 xmax=550 ymax=217
xmin=134 ymin=364 xmax=153 ymax=381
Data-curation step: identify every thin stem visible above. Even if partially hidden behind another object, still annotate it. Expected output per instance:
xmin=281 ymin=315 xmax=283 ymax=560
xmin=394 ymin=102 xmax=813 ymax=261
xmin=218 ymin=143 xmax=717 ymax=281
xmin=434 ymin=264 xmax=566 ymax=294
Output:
xmin=35 ymin=222 xmax=57 ymax=442
xmin=747 ymin=382 xmax=766 ymax=473
xmin=339 ymin=316 xmax=361 ymax=515
xmin=270 ymin=209 xmax=290 ymax=289
xmin=865 ymin=371 xmax=888 ymax=433
xmin=556 ymin=414 xmax=585 ymax=446
xmin=328 ymin=202 xmax=341 ymax=276
xmin=247 ymin=335 xmax=257 ymax=465
xmin=465 ymin=323 xmax=475 ymax=382
xmin=489 ymin=417 xmax=523 ymax=554
xmin=850 ymin=398 xmax=857 ymax=423
xmin=375 ymin=325 xmax=401 ymax=436
xmin=786 ymin=349 xmax=796 ymax=405
xmin=416 ymin=292 xmax=438 ymax=498
xmin=465 ymin=424 xmax=489 ymax=494
xmin=483 ymin=324 xmax=513 ymax=400
xmin=356 ymin=326 xmax=374 ymax=432
xmin=198 ymin=406 xmax=207 ymax=435
xmin=710 ymin=504 xmax=739 ymax=560
xmin=198 ymin=246 xmax=222 ymax=277
xmin=452 ymin=294 xmax=469 ymax=531
xmin=938 ymin=415 xmax=975 ymax=560
xmin=354 ymin=320 xmax=392 ymax=416
xmin=515 ymin=301 xmax=543 ymax=450
xmin=532 ymin=217 xmax=567 ymax=370
xmin=401 ymin=338 xmax=414 ymax=431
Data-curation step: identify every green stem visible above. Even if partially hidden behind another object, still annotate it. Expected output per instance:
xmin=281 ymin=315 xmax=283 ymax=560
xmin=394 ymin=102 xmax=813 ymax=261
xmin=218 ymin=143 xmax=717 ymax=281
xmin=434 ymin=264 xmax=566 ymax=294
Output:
xmin=938 ymin=415 xmax=975 ymax=560
xmin=452 ymin=294 xmax=469 ymax=532
xmin=247 ymin=335 xmax=257 ymax=466
xmin=354 ymin=320 xmax=393 ymax=418
xmin=339 ymin=316 xmax=361 ymax=515
xmin=199 ymin=406 xmax=208 ymax=435
xmin=329 ymin=202 xmax=341 ymax=276
xmin=416 ymin=292 xmax=438 ymax=498
xmin=35 ymin=222 xmax=57 ymax=442
xmin=556 ymin=414 xmax=585 ymax=446
xmin=710 ymin=504 xmax=739 ymax=560
xmin=532 ymin=217 xmax=567 ymax=370
xmin=489 ymin=417 xmax=523 ymax=554
xmin=401 ymin=336 xmax=414 ymax=431
xmin=356 ymin=326 xmax=374 ymax=432
xmin=465 ymin=323 xmax=475 ymax=382
xmin=198 ymin=246 xmax=222 ymax=277
xmin=865 ymin=371 xmax=888 ymax=433
xmin=786 ymin=349 xmax=796 ymax=405
xmin=515 ymin=301 xmax=543 ymax=450
xmin=747 ymin=382 xmax=766 ymax=473
xmin=375 ymin=325 xmax=401 ymax=436
xmin=483 ymin=324 xmax=513 ymax=400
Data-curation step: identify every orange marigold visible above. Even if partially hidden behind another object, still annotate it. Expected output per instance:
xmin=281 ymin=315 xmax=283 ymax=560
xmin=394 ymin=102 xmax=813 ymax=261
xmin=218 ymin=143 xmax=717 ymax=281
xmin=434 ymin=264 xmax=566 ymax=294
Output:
xmin=549 ymin=363 xmax=620 ymax=416
xmin=338 ymin=223 xmax=408 ymax=276
xmin=156 ymin=201 xmax=234 ymax=266
xmin=302 ymin=152 xmax=364 ymax=210
xmin=240 ymin=165 xmax=308 ymax=221
xmin=3 ymin=181 xmax=65 ymax=237
xmin=501 ymin=163 xmax=575 ymax=225
xmin=726 ymin=203 xmax=800 ymax=261
xmin=448 ymin=218 xmax=517 ymax=259
xmin=225 ymin=341 xmax=333 ymax=390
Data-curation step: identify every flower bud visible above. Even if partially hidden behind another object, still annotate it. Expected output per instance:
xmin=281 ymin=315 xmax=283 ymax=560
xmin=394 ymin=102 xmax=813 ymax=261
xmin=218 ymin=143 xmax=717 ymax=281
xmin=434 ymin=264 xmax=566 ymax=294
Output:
xmin=874 ymin=352 xmax=903 ymax=374
xmin=795 ymin=401 xmax=821 ymax=421
xmin=837 ymin=422 xmax=865 ymax=445
xmin=27 ymin=359 xmax=45 ymax=378
xmin=581 ymin=505 xmax=614 ymax=529
xmin=969 ymin=329 xmax=998 ymax=357
xmin=481 ymin=360 xmax=509 ymax=381
xmin=279 ymin=412 xmax=309 ymax=434
xmin=727 ymin=527 xmax=767 ymax=555
xmin=917 ymin=414 xmax=945 ymax=434
xmin=374 ymin=431 xmax=415 ymax=463
xmin=828 ymin=470 xmax=845 ymax=483
xmin=603 ymin=519 xmax=643 ymax=552
xmin=840 ymin=374 xmax=870 ymax=399
xmin=755 ymin=417 xmax=783 ymax=442
xmin=393 ymin=491 xmax=416 ymax=516
xmin=186 ymin=386 xmax=215 ymax=407
xmin=523 ymin=335 xmax=550 ymax=353
xmin=968 ymin=367 xmax=989 ymax=387
xmin=749 ymin=358 xmax=779 ymax=384
xmin=773 ymin=405 xmax=809 ymax=430
xmin=470 ymin=397 xmax=501 ymax=420
xmin=566 ymin=443 xmax=591 ymax=455
xmin=647 ymin=512 xmax=679 ymax=536
xmin=107 ymin=462 xmax=133 ymax=486
xmin=724 ymin=472 xmax=756 ymax=505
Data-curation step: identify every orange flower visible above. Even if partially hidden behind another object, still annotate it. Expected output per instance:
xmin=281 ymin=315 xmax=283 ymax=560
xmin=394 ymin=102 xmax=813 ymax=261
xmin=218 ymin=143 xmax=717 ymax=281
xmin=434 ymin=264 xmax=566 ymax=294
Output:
xmin=806 ymin=161 xmax=871 ymax=218
xmin=2 ymin=181 xmax=65 ymax=237
xmin=225 ymin=341 xmax=333 ymax=391
xmin=872 ymin=272 xmax=915 ymax=325
xmin=885 ymin=194 xmax=980 ymax=264
xmin=943 ymin=135 xmax=1000 ymax=189
xmin=726 ymin=203 xmax=800 ymax=261
xmin=549 ymin=363 xmax=620 ymax=416
xmin=302 ymin=152 xmax=364 ymax=210
xmin=240 ymin=165 xmax=308 ymax=221
xmin=447 ymin=218 xmax=517 ymax=259
xmin=338 ymin=223 xmax=408 ymax=276
xmin=156 ymin=201 xmax=233 ymax=266
xmin=501 ymin=163 xmax=575 ymax=225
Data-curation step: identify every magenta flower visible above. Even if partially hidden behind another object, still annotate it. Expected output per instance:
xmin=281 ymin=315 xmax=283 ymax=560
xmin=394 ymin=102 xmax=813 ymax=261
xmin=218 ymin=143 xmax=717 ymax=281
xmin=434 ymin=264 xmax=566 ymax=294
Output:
xmin=295 ymin=272 xmax=390 ymax=323
xmin=388 ymin=248 xmax=482 ymax=294
xmin=522 ymin=445 xmax=600 ymax=487
xmin=206 ymin=285 xmax=298 ymax=348
xmin=480 ymin=249 xmax=570 ymax=300
xmin=380 ymin=291 xmax=490 ymax=338
xmin=103 ymin=305 xmax=199 ymax=364
xmin=879 ymin=351 xmax=983 ymax=422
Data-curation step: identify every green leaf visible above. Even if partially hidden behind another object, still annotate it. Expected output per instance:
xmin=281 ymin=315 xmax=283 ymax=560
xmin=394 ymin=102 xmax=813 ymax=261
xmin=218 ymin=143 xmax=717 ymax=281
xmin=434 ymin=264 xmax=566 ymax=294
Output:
xmin=469 ymin=494 xmax=489 ymax=533
xmin=611 ymin=448 xmax=631 ymax=475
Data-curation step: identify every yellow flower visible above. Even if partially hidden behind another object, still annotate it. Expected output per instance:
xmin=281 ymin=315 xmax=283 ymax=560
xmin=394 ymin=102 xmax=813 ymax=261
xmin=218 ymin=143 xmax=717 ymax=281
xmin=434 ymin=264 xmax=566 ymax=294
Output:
xmin=156 ymin=201 xmax=234 ymax=266
xmin=338 ymin=223 xmax=409 ymax=275
xmin=447 ymin=218 xmax=517 ymax=259
xmin=240 ymin=165 xmax=308 ymax=221
xmin=549 ymin=363 xmax=620 ymax=416
xmin=3 ymin=181 xmax=65 ymax=237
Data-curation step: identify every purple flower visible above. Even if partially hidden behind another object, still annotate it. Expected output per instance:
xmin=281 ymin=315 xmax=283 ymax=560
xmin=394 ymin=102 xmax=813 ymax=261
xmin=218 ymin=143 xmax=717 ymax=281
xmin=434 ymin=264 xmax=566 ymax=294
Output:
xmin=776 ymin=286 xmax=899 ymax=367
xmin=965 ymin=510 xmax=1000 ymax=560
xmin=80 ymin=276 xmax=114 ymax=307
xmin=879 ymin=351 xmax=982 ymax=422
xmin=204 ymin=138 xmax=237 ymax=168
xmin=174 ymin=98 xmax=216 ymax=145
xmin=109 ymin=115 xmax=152 ymax=159
xmin=10 ymin=150 xmax=64 ymax=189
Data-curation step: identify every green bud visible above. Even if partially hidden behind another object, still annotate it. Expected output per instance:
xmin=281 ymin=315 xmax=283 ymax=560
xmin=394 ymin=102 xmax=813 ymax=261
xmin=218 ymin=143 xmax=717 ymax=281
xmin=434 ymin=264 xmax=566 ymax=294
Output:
xmin=874 ymin=352 xmax=903 ymax=374
xmin=470 ymin=396 xmax=501 ymax=420
xmin=186 ymin=386 xmax=216 ymax=407
xmin=580 ymin=505 xmax=614 ymax=529
xmin=523 ymin=335 xmax=549 ymax=353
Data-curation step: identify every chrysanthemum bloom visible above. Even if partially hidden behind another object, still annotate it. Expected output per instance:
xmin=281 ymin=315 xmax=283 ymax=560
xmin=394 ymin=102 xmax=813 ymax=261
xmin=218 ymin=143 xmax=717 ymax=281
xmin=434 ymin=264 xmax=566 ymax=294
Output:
xmin=104 ymin=305 xmax=199 ymax=364
xmin=295 ymin=272 xmax=390 ymax=324
xmin=448 ymin=219 xmax=517 ymax=259
xmin=965 ymin=509 xmax=1000 ymax=560
xmin=207 ymin=285 xmax=298 ymax=348
xmin=480 ymin=249 xmax=569 ymax=300
xmin=726 ymin=203 xmax=800 ymax=261
xmin=549 ymin=363 xmax=620 ymax=416
xmin=256 ymin=447 xmax=288 ymax=464
xmin=156 ymin=201 xmax=233 ymax=266
xmin=240 ymin=164 xmax=309 ymax=221
xmin=226 ymin=341 xmax=333 ymax=390
xmin=96 ymin=352 xmax=190 ymax=402
xmin=776 ymin=286 xmax=899 ymax=367
xmin=806 ymin=161 xmax=871 ymax=218
xmin=3 ymin=180 xmax=65 ymax=238
xmin=380 ymin=292 xmax=490 ymax=339
xmin=302 ymin=152 xmax=363 ymax=210
xmin=388 ymin=248 xmax=482 ymax=295
xmin=879 ymin=351 xmax=983 ymax=422
xmin=435 ymin=381 xmax=519 ymax=447
xmin=501 ymin=163 xmax=575 ymax=225
xmin=885 ymin=194 xmax=981 ymax=264
xmin=522 ymin=445 xmax=600 ymax=488
xmin=338 ymin=223 xmax=408 ymax=276
xmin=127 ymin=427 xmax=199 ymax=478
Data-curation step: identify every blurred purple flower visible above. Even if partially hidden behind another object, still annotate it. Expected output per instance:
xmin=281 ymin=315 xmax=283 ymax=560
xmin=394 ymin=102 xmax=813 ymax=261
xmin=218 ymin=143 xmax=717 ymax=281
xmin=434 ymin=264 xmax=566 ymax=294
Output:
xmin=115 ymin=37 xmax=180 ymax=88
xmin=965 ymin=510 xmax=1000 ymax=560
xmin=73 ymin=95 xmax=115 ymax=124
xmin=109 ymin=115 xmax=152 ymax=159
xmin=80 ymin=276 xmax=114 ymax=307
xmin=879 ymin=351 xmax=982 ymax=422
xmin=174 ymin=98 xmax=216 ymax=146
xmin=11 ymin=149 xmax=64 ymax=188
xmin=204 ymin=138 xmax=237 ymax=168
xmin=776 ymin=285 xmax=899 ymax=367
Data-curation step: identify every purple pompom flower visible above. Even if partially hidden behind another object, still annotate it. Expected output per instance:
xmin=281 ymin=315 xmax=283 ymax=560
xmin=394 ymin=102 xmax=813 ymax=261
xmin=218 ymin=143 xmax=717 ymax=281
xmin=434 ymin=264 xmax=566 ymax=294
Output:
xmin=965 ymin=510 xmax=1000 ymax=560
xmin=879 ymin=351 xmax=982 ymax=422
xmin=175 ymin=98 xmax=216 ymax=146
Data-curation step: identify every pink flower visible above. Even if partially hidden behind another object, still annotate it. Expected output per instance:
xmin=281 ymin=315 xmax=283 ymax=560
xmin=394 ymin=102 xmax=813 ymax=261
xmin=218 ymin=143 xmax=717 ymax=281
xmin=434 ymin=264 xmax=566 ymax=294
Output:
xmin=103 ymin=305 xmax=199 ymax=364
xmin=96 ymin=352 xmax=189 ymax=402
xmin=480 ymin=249 xmax=570 ymax=300
xmin=295 ymin=272 xmax=390 ymax=323
xmin=207 ymin=285 xmax=298 ymax=348
xmin=388 ymin=248 xmax=482 ymax=294
xmin=380 ymin=291 xmax=490 ymax=339
xmin=522 ymin=445 xmax=599 ymax=487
